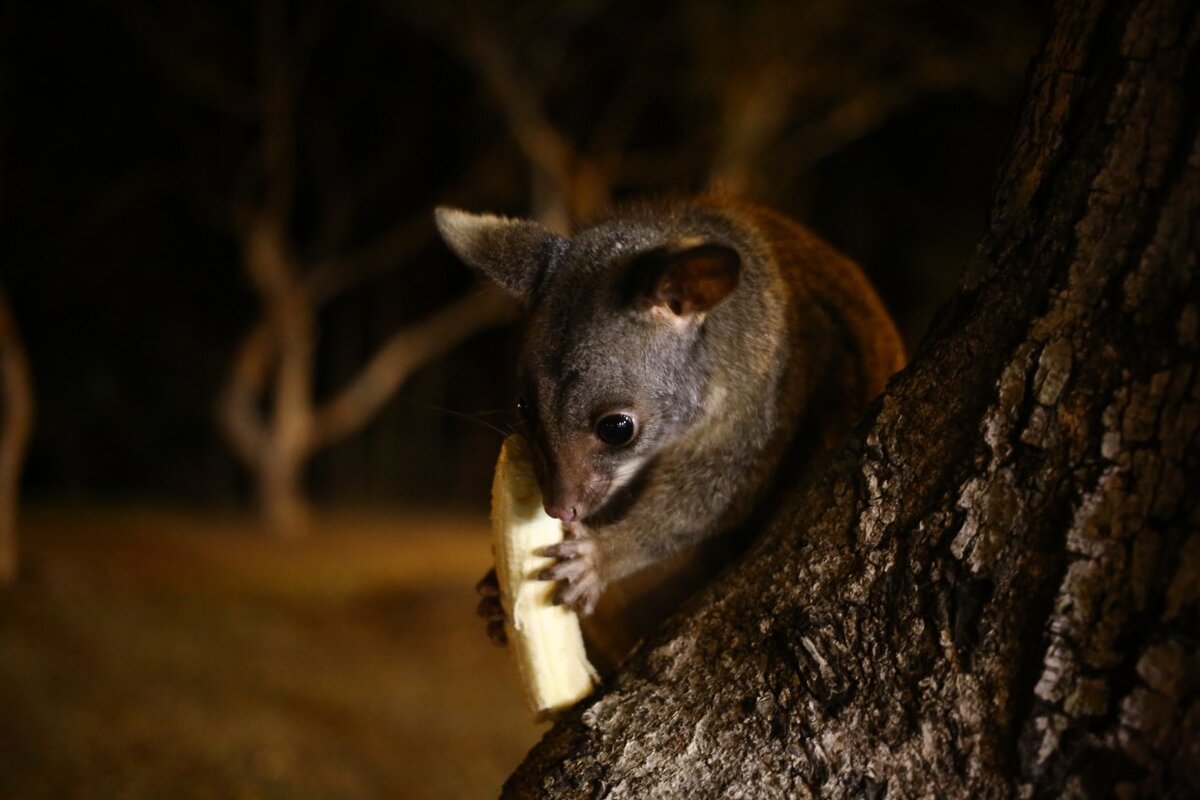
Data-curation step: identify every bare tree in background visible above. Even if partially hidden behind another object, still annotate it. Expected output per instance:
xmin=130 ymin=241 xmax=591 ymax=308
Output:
xmin=0 ymin=287 xmax=33 ymax=585
xmin=695 ymin=0 xmax=1039 ymax=196
xmin=416 ymin=0 xmax=1037 ymax=224
xmin=410 ymin=0 xmax=649 ymax=232
xmin=504 ymin=0 xmax=1200 ymax=794
xmin=117 ymin=0 xmax=517 ymax=535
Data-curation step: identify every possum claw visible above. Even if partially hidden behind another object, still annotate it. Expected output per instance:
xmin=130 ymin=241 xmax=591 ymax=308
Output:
xmin=537 ymin=535 xmax=602 ymax=615
xmin=557 ymin=571 xmax=602 ymax=615
xmin=486 ymin=619 xmax=508 ymax=646
xmin=475 ymin=568 xmax=508 ymax=645
xmin=475 ymin=568 xmax=501 ymax=597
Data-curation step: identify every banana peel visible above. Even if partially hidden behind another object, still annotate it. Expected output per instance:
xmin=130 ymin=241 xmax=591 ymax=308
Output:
xmin=490 ymin=435 xmax=599 ymax=718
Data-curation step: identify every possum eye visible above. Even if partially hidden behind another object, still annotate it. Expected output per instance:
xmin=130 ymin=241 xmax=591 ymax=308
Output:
xmin=516 ymin=396 xmax=536 ymax=424
xmin=595 ymin=413 xmax=637 ymax=446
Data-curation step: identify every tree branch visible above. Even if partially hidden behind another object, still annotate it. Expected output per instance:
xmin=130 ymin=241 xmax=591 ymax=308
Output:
xmin=707 ymin=60 xmax=804 ymax=194
xmin=257 ymin=0 xmax=297 ymax=227
xmin=217 ymin=205 xmax=439 ymax=468
xmin=310 ymin=285 xmax=517 ymax=448
xmin=216 ymin=319 xmax=272 ymax=469
xmin=0 ymin=286 xmax=34 ymax=585
xmin=111 ymin=1 xmax=257 ymax=121
xmin=456 ymin=27 xmax=578 ymax=202
xmin=306 ymin=213 xmax=436 ymax=303
xmin=443 ymin=19 xmax=613 ymax=226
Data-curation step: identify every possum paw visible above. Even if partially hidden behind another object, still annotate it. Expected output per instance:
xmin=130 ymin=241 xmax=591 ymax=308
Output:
xmin=538 ymin=533 xmax=602 ymax=616
xmin=475 ymin=568 xmax=508 ymax=646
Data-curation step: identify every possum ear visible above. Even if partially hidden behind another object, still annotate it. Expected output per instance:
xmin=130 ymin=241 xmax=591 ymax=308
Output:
xmin=628 ymin=242 xmax=741 ymax=319
xmin=435 ymin=208 xmax=567 ymax=303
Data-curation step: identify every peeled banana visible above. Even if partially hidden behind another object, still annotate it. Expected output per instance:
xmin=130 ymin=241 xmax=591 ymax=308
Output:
xmin=490 ymin=435 xmax=599 ymax=718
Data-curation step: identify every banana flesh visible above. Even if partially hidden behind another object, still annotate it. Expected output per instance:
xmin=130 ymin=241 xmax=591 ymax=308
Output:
xmin=490 ymin=435 xmax=599 ymax=718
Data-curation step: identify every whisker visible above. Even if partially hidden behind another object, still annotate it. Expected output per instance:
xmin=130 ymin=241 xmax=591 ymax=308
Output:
xmin=396 ymin=396 xmax=513 ymax=439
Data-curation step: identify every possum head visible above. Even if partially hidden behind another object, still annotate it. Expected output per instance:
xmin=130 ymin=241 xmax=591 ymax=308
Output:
xmin=436 ymin=207 xmax=740 ymax=522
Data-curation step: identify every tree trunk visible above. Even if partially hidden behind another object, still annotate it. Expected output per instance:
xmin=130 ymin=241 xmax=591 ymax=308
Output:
xmin=0 ymin=287 xmax=33 ymax=586
xmin=504 ymin=0 xmax=1200 ymax=797
xmin=258 ymin=445 xmax=311 ymax=539
xmin=241 ymin=212 xmax=318 ymax=537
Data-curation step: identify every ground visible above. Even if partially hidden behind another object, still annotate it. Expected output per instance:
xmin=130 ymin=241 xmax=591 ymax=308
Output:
xmin=0 ymin=508 xmax=544 ymax=799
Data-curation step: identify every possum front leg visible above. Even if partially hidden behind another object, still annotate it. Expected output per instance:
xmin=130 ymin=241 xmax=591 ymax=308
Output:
xmin=539 ymin=514 xmax=707 ymax=615
xmin=538 ymin=527 xmax=603 ymax=614
xmin=539 ymin=458 xmax=750 ymax=615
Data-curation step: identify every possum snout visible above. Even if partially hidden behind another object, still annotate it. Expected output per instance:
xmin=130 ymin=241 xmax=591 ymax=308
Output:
xmin=543 ymin=471 xmax=602 ymax=523
xmin=540 ymin=454 xmax=611 ymax=524
xmin=544 ymin=502 xmax=578 ymax=522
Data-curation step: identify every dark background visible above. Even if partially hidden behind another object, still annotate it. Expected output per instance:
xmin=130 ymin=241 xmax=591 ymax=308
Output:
xmin=3 ymin=0 xmax=1047 ymax=512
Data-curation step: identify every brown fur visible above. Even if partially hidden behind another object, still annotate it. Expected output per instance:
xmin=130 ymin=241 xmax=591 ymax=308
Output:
xmin=438 ymin=196 xmax=906 ymax=669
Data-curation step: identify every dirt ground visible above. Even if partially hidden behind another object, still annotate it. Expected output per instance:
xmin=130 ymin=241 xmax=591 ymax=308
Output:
xmin=0 ymin=508 xmax=545 ymax=799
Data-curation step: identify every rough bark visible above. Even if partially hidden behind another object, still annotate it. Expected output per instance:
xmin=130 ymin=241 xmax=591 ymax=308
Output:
xmin=0 ymin=287 xmax=33 ymax=586
xmin=504 ymin=0 xmax=1200 ymax=797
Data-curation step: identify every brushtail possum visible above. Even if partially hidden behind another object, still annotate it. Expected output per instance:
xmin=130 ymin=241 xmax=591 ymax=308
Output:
xmin=437 ymin=196 xmax=904 ymax=662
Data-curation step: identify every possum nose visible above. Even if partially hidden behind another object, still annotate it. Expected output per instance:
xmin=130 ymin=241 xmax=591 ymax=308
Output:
xmin=544 ymin=503 xmax=577 ymax=522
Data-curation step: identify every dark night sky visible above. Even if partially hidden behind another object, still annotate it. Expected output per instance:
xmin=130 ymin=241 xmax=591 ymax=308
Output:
xmin=2 ymin=0 xmax=1049 ymax=510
